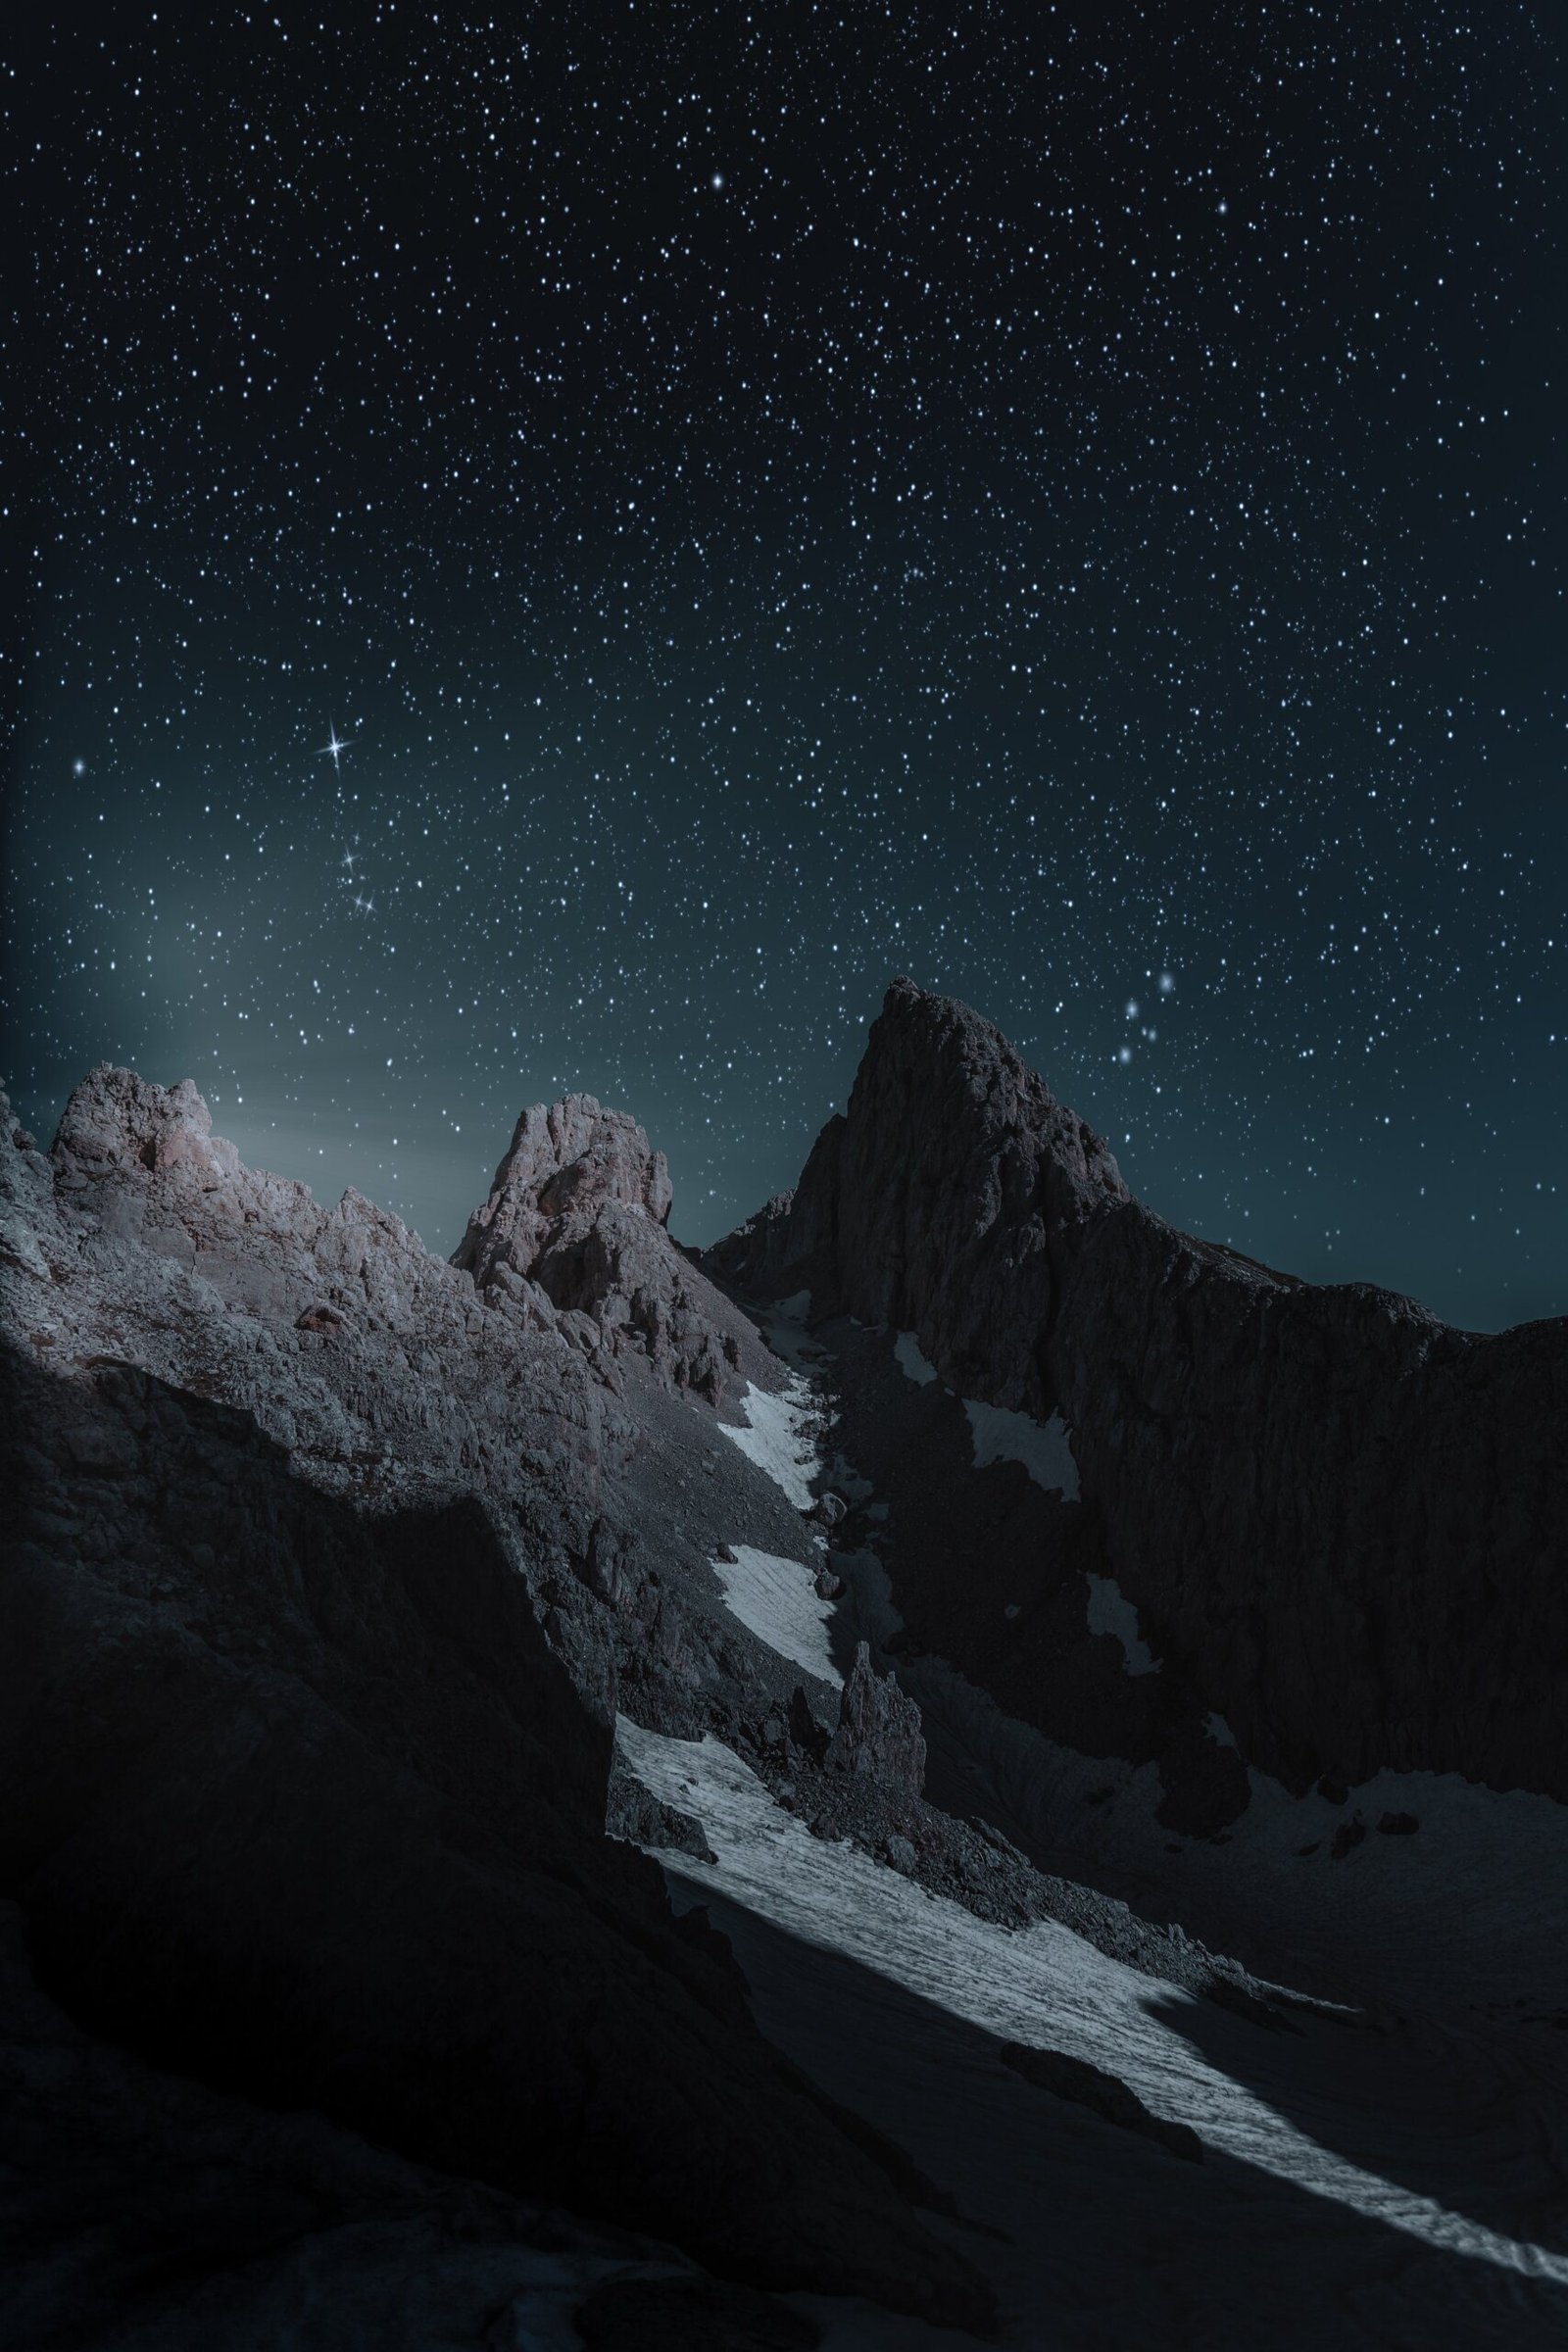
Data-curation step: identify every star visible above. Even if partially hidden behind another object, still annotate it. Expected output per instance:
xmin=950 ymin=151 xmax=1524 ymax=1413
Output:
xmin=319 ymin=725 xmax=350 ymax=771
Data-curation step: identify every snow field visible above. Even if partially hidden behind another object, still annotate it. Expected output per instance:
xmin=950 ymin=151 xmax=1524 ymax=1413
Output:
xmin=718 ymin=1376 xmax=821 ymax=1511
xmin=963 ymin=1397 xmax=1081 ymax=1498
xmin=1084 ymin=1572 xmax=1160 ymax=1674
xmin=711 ymin=1545 xmax=843 ymax=1686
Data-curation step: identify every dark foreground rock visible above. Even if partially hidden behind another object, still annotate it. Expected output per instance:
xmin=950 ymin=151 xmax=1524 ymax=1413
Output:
xmin=707 ymin=979 xmax=1568 ymax=1807
xmin=0 ymin=1343 xmax=987 ymax=2328
xmin=0 ymin=1895 xmax=724 ymax=2351
xmin=576 ymin=2272 xmax=822 ymax=2350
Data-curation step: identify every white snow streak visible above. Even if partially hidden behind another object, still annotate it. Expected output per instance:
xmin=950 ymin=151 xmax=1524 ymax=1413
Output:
xmin=616 ymin=1719 xmax=1568 ymax=2299
xmin=894 ymin=1331 xmax=939 ymax=1387
xmin=1086 ymin=1572 xmax=1161 ymax=1674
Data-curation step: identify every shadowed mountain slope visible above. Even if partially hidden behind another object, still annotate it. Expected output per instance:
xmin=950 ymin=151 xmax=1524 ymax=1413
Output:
xmin=0 ymin=1068 xmax=990 ymax=2335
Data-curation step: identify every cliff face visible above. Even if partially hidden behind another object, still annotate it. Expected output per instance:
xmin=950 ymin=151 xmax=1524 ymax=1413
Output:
xmin=708 ymin=979 xmax=1568 ymax=1803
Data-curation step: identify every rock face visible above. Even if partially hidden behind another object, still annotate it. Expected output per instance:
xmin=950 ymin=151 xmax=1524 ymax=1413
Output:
xmin=0 ymin=1070 xmax=988 ymax=2331
xmin=708 ymin=979 xmax=1568 ymax=1805
xmin=53 ymin=1063 xmax=246 ymax=1183
xmin=453 ymin=1091 xmax=771 ymax=1404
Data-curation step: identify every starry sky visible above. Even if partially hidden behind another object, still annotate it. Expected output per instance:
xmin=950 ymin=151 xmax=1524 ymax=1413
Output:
xmin=4 ymin=5 xmax=1563 ymax=1331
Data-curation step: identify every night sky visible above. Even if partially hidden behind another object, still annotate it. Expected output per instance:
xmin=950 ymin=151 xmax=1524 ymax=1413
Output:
xmin=5 ymin=6 xmax=1563 ymax=1331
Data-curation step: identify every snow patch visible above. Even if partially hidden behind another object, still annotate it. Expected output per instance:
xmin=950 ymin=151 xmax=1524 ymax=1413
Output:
xmin=617 ymin=1720 xmax=1568 ymax=2312
xmin=1086 ymin=1573 xmax=1160 ymax=1675
xmin=894 ymin=1331 xmax=939 ymax=1387
xmin=711 ymin=1545 xmax=842 ymax=1686
xmin=829 ymin=1450 xmax=875 ymax=1505
xmin=964 ymin=1399 xmax=1080 ymax=1499
xmin=718 ymin=1376 xmax=820 ymax=1509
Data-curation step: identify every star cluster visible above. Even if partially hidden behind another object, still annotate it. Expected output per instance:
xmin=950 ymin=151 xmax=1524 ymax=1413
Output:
xmin=4 ymin=5 xmax=1562 ymax=1327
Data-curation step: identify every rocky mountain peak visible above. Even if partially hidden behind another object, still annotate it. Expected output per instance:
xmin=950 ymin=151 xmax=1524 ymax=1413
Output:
xmin=53 ymin=1064 xmax=242 ymax=1185
xmin=31 ymin=1060 xmax=768 ymax=1414
xmin=708 ymin=980 xmax=1130 ymax=1404
xmin=451 ymin=1090 xmax=768 ymax=1405
xmin=454 ymin=1092 xmax=673 ymax=1293
xmin=707 ymin=977 xmax=1568 ymax=1814
xmin=864 ymin=975 xmax=1129 ymax=1217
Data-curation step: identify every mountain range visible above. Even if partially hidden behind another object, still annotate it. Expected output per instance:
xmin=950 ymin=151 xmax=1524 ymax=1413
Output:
xmin=4 ymin=981 xmax=1565 ymax=2349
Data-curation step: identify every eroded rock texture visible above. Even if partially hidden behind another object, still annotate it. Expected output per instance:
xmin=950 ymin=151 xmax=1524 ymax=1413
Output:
xmin=826 ymin=1642 xmax=928 ymax=1797
xmin=453 ymin=1090 xmax=772 ymax=1403
xmin=0 ymin=1069 xmax=987 ymax=2332
xmin=708 ymin=978 xmax=1568 ymax=1804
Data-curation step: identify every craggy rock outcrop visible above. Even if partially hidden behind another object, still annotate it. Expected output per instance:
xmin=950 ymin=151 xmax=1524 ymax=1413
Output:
xmin=0 ymin=1072 xmax=989 ymax=2330
xmin=607 ymin=1753 xmax=718 ymax=1864
xmin=453 ymin=1091 xmax=772 ymax=1404
xmin=709 ymin=980 xmax=1568 ymax=1806
xmin=826 ymin=1642 xmax=928 ymax=1797
xmin=15 ymin=1065 xmax=822 ymax=1742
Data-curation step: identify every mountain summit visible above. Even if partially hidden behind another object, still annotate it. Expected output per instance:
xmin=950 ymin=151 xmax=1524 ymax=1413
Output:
xmin=710 ymin=978 xmax=1568 ymax=1812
